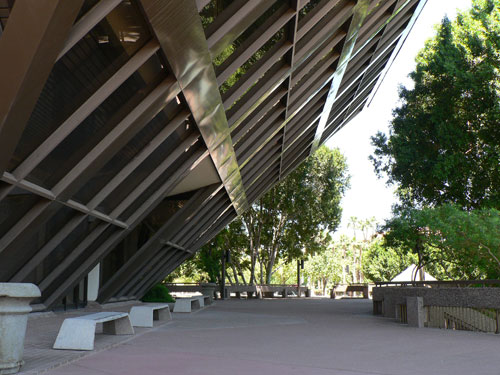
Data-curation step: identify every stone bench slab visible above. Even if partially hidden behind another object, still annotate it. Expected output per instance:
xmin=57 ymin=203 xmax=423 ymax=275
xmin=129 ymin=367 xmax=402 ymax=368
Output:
xmin=53 ymin=312 xmax=134 ymax=351
xmin=129 ymin=304 xmax=171 ymax=327
xmin=173 ymin=298 xmax=201 ymax=313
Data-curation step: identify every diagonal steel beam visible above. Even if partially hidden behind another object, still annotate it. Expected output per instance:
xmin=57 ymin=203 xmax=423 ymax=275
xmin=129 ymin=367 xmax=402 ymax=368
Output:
xmin=12 ymin=40 xmax=160 ymax=181
xmin=53 ymin=77 xmax=181 ymax=200
xmin=97 ymin=184 xmax=221 ymax=302
xmin=43 ymin=145 xmax=208 ymax=308
xmin=0 ymin=0 xmax=84 ymax=175
xmin=309 ymin=0 xmax=370 ymax=155
xmin=366 ymin=0 xmax=427 ymax=107
xmin=56 ymin=0 xmax=122 ymax=61
xmin=139 ymin=0 xmax=248 ymax=215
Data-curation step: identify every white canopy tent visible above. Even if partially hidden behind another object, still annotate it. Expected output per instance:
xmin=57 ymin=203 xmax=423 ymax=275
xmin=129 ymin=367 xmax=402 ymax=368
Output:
xmin=391 ymin=264 xmax=437 ymax=282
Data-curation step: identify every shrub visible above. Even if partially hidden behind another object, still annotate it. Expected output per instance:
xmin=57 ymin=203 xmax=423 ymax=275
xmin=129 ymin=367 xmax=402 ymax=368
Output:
xmin=141 ymin=284 xmax=175 ymax=303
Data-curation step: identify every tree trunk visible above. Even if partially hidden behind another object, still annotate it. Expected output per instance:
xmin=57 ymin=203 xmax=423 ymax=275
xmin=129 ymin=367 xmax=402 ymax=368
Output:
xmin=236 ymin=262 xmax=247 ymax=285
xmin=231 ymin=262 xmax=240 ymax=285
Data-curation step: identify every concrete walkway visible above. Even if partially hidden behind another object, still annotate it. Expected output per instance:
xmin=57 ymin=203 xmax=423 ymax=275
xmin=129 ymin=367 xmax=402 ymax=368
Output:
xmin=22 ymin=299 xmax=500 ymax=375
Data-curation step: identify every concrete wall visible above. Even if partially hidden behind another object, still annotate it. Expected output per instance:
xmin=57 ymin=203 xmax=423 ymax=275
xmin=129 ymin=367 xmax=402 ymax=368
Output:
xmin=373 ymin=287 xmax=500 ymax=318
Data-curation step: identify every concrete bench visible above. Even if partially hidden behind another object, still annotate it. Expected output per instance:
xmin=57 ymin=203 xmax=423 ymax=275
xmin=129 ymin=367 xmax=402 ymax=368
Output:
xmin=129 ymin=303 xmax=171 ymax=327
xmin=53 ymin=312 xmax=134 ymax=351
xmin=173 ymin=298 xmax=201 ymax=313
xmin=193 ymin=295 xmax=212 ymax=307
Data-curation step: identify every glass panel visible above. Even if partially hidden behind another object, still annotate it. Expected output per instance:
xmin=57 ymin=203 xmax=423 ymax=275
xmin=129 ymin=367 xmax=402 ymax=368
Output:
xmin=9 ymin=0 xmax=151 ymax=170
xmin=26 ymin=53 xmax=166 ymax=189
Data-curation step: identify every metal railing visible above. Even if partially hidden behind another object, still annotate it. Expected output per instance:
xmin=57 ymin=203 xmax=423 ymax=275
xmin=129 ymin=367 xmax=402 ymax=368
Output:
xmin=426 ymin=306 xmax=500 ymax=333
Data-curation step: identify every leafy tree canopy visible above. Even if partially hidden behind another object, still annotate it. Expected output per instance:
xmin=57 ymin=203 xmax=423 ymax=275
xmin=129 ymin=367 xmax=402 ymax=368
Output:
xmin=180 ymin=145 xmax=349 ymax=285
xmin=361 ymin=239 xmax=417 ymax=282
xmin=371 ymin=0 xmax=500 ymax=210
xmin=382 ymin=204 xmax=500 ymax=279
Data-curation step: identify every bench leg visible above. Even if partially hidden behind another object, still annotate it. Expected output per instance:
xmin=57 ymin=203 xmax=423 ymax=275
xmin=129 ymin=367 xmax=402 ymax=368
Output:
xmin=103 ymin=316 xmax=134 ymax=335
xmin=173 ymin=300 xmax=191 ymax=313
xmin=155 ymin=308 xmax=171 ymax=321
xmin=130 ymin=306 xmax=153 ymax=327
xmin=53 ymin=319 xmax=96 ymax=351
xmin=191 ymin=300 xmax=200 ymax=310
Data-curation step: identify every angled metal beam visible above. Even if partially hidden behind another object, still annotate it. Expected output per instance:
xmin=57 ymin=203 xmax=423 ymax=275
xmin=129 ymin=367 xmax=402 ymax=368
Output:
xmin=53 ymin=77 xmax=181 ymax=200
xmin=140 ymin=0 xmax=248 ymax=215
xmin=87 ymin=109 xmax=190 ymax=210
xmin=115 ymin=247 xmax=177 ymax=298
xmin=232 ymin=88 xmax=287 ymax=144
xmin=222 ymin=41 xmax=293 ymax=109
xmin=0 ymin=172 xmax=129 ymax=229
xmin=12 ymin=40 xmax=160 ymax=181
xmin=296 ymin=0 xmax=344 ymax=42
xmin=10 ymin=212 xmax=87 ymax=282
xmin=97 ymin=184 xmax=220 ymax=302
xmin=42 ymin=142 xmax=208 ymax=307
xmin=310 ymin=0 xmax=370 ymax=155
xmin=131 ymin=249 xmax=184 ymax=298
xmin=39 ymin=222 xmax=111 ymax=291
xmin=206 ymin=0 xmax=270 ymax=58
xmin=366 ymin=0 xmax=427 ymax=107
xmin=0 ymin=200 xmax=57 ymax=255
xmin=56 ymin=0 xmax=122 ymax=61
xmin=216 ymin=5 xmax=294 ymax=85
xmin=110 ymin=133 xmax=200 ymax=220
xmin=0 ymin=0 xmax=84 ymax=175
xmin=174 ymin=195 xmax=229 ymax=248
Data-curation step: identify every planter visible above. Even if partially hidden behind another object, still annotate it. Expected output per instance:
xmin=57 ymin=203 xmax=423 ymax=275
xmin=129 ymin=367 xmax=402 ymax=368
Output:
xmin=200 ymin=283 xmax=217 ymax=300
xmin=0 ymin=283 xmax=41 ymax=375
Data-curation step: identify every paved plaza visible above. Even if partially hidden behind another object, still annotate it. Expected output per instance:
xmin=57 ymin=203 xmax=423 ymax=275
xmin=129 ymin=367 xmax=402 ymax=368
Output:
xmin=20 ymin=298 xmax=500 ymax=375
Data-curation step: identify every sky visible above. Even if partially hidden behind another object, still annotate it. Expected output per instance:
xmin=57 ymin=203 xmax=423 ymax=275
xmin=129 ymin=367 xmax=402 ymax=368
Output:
xmin=327 ymin=0 xmax=472 ymax=237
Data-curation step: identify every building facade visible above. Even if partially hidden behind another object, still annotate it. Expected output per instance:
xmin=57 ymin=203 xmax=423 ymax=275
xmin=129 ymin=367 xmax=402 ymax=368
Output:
xmin=0 ymin=0 xmax=425 ymax=310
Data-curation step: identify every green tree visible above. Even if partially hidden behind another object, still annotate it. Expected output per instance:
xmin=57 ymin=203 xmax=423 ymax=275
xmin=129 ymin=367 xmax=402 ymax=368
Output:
xmin=242 ymin=146 xmax=349 ymax=284
xmin=361 ymin=239 xmax=417 ymax=282
xmin=304 ymin=245 xmax=342 ymax=295
xmin=371 ymin=0 xmax=500 ymax=210
xmin=382 ymin=204 xmax=500 ymax=279
xmin=182 ymin=146 xmax=349 ymax=285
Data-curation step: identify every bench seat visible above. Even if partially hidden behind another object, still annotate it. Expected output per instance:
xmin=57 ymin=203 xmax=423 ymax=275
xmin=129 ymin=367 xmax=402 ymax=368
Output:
xmin=193 ymin=295 xmax=212 ymax=307
xmin=173 ymin=298 xmax=200 ymax=313
xmin=129 ymin=303 xmax=171 ymax=327
xmin=53 ymin=312 xmax=134 ymax=351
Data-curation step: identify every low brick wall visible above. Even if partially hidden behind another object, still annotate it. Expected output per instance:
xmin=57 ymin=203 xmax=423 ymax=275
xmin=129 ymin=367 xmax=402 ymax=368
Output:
xmin=373 ymin=287 xmax=500 ymax=318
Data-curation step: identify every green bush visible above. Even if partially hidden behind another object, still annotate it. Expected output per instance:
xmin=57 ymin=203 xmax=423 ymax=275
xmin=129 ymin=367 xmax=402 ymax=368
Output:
xmin=141 ymin=284 xmax=175 ymax=303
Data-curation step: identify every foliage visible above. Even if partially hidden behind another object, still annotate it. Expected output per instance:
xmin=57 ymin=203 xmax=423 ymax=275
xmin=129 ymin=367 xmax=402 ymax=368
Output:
xmin=270 ymin=259 xmax=298 ymax=285
xmin=303 ymin=245 xmax=342 ymax=295
xmin=361 ymin=239 xmax=417 ymax=282
xmin=371 ymin=0 xmax=500 ymax=210
xmin=176 ymin=146 xmax=349 ymax=285
xmin=142 ymin=284 xmax=175 ymax=303
xmin=382 ymin=204 xmax=500 ymax=279
xmin=239 ymin=146 xmax=349 ymax=284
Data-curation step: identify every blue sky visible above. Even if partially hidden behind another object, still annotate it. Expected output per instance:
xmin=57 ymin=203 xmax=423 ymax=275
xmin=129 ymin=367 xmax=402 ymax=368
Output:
xmin=327 ymin=0 xmax=472 ymax=236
